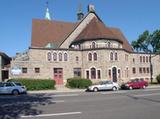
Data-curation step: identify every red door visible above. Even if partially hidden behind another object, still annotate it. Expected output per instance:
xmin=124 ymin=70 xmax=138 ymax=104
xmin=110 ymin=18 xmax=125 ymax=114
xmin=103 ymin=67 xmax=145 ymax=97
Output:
xmin=53 ymin=68 xmax=63 ymax=85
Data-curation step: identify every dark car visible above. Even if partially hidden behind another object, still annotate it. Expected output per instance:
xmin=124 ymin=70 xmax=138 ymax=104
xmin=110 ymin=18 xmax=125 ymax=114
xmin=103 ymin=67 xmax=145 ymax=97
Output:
xmin=121 ymin=79 xmax=148 ymax=90
xmin=0 ymin=82 xmax=27 ymax=95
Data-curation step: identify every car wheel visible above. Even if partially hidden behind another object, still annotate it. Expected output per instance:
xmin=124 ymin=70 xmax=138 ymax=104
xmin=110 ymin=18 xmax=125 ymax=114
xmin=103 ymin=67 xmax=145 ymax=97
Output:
xmin=12 ymin=90 xmax=19 ymax=95
xmin=129 ymin=86 xmax=133 ymax=90
xmin=112 ymin=86 xmax=117 ymax=91
xmin=142 ymin=85 xmax=146 ymax=89
xmin=93 ymin=87 xmax=98 ymax=92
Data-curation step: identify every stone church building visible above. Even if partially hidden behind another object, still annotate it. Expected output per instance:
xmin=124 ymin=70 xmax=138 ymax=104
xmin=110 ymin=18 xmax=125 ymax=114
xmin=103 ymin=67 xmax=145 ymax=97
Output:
xmin=10 ymin=5 xmax=160 ymax=85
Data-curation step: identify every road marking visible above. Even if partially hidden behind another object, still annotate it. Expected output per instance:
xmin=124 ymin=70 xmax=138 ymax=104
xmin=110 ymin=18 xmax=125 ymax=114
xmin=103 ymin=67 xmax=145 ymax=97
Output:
xmin=134 ymin=93 xmax=160 ymax=97
xmin=51 ymin=94 xmax=79 ymax=97
xmin=21 ymin=112 xmax=82 ymax=118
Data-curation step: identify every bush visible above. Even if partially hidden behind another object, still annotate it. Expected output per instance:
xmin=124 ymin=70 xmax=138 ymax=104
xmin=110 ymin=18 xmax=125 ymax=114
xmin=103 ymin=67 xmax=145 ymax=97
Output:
xmin=66 ymin=77 xmax=92 ymax=89
xmin=156 ymin=74 xmax=160 ymax=84
xmin=8 ymin=78 xmax=56 ymax=90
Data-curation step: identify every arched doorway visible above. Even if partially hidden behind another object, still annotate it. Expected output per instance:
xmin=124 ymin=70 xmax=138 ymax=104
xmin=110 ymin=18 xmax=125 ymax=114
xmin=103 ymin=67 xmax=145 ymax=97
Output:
xmin=112 ymin=67 xmax=117 ymax=82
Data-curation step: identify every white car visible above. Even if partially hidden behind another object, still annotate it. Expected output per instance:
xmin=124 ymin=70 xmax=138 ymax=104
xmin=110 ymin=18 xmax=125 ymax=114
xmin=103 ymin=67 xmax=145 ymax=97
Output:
xmin=87 ymin=80 xmax=120 ymax=92
xmin=0 ymin=82 xmax=27 ymax=95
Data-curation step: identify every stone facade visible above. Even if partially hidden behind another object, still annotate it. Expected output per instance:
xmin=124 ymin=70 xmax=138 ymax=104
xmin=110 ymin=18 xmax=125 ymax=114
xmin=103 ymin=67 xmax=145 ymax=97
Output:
xmin=10 ymin=7 xmax=160 ymax=85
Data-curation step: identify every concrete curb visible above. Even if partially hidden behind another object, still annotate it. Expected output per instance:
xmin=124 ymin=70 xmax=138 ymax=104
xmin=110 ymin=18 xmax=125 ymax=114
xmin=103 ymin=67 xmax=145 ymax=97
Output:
xmin=27 ymin=85 xmax=160 ymax=94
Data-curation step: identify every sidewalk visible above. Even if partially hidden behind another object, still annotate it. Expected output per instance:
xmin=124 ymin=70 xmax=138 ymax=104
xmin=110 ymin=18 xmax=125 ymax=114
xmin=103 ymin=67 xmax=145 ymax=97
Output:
xmin=28 ymin=84 xmax=160 ymax=94
xmin=28 ymin=85 xmax=85 ymax=94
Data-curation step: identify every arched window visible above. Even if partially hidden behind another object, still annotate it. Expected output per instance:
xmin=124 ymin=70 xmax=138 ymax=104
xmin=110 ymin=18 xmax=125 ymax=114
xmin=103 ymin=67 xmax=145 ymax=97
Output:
xmin=88 ymin=53 xmax=92 ymax=61
xmin=108 ymin=42 xmax=111 ymax=48
xmin=47 ymin=52 xmax=52 ymax=61
xmin=91 ymin=67 xmax=96 ymax=79
xmin=140 ymin=56 xmax=142 ymax=63
xmin=108 ymin=69 xmax=111 ymax=79
xmin=143 ymin=56 xmax=145 ymax=63
xmin=59 ymin=53 xmax=62 ymax=61
xmin=115 ymin=52 xmax=118 ymax=61
xmin=118 ymin=69 xmax=121 ymax=78
xmin=64 ymin=53 xmax=68 ymax=61
xmin=53 ymin=52 xmax=57 ymax=61
xmin=93 ymin=52 xmax=97 ymax=61
xmin=92 ymin=42 xmax=96 ymax=49
xmin=146 ymin=56 xmax=148 ymax=63
xmin=110 ymin=52 xmax=113 ymax=61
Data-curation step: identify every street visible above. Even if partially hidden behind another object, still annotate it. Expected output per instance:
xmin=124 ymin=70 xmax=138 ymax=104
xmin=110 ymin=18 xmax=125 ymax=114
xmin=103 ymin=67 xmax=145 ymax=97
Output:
xmin=0 ymin=88 xmax=160 ymax=119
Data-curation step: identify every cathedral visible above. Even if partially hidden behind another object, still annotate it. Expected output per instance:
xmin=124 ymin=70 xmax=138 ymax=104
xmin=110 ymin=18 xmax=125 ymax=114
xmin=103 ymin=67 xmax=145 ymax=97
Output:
xmin=10 ymin=4 xmax=160 ymax=85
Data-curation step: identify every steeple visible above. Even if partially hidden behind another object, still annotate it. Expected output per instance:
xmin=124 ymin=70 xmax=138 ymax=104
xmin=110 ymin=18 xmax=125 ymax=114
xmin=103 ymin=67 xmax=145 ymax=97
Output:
xmin=77 ymin=4 xmax=84 ymax=21
xmin=45 ymin=1 xmax=51 ymax=20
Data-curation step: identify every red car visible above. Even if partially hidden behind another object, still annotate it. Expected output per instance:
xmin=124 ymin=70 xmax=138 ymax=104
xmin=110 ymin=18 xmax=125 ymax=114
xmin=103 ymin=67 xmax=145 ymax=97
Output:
xmin=121 ymin=79 xmax=148 ymax=90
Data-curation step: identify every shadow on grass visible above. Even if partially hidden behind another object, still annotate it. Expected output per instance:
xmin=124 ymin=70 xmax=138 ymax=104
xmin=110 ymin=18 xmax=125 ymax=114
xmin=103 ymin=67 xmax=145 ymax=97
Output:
xmin=0 ymin=94 xmax=54 ymax=119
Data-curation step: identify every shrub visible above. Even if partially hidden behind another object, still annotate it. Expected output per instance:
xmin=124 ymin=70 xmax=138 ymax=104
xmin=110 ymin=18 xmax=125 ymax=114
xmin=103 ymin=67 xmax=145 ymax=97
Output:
xmin=156 ymin=74 xmax=160 ymax=84
xmin=66 ymin=77 xmax=92 ymax=89
xmin=8 ymin=78 xmax=56 ymax=90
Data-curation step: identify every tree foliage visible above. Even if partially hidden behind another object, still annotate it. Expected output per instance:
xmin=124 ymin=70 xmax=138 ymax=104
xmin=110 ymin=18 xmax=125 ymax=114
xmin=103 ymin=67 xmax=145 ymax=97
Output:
xmin=131 ymin=30 xmax=160 ymax=53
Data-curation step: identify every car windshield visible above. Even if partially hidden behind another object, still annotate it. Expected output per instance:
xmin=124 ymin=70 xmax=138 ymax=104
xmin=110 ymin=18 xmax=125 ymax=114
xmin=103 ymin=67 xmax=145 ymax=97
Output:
xmin=14 ymin=82 xmax=22 ymax=86
xmin=0 ymin=83 xmax=4 ymax=87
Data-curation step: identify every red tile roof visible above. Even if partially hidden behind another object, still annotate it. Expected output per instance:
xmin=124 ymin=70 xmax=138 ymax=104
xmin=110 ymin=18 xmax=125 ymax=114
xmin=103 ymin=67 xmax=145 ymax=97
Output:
xmin=31 ymin=19 xmax=77 ymax=48
xmin=75 ymin=17 xmax=119 ymax=41
xmin=74 ymin=17 xmax=133 ymax=52
xmin=31 ymin=15 xmax=133 ymax=52
xmin=110 ymin=28 xmax=133 ymax=52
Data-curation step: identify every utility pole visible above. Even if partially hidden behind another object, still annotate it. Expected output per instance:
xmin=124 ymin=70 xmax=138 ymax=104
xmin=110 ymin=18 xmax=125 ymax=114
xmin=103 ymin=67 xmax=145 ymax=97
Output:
xmin=149 ymin=52 xmax=153 ymax=83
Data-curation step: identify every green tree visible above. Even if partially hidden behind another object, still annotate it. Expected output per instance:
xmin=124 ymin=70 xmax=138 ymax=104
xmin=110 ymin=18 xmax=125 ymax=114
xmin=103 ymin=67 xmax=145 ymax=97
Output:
xmin=131 ymin=29 xmax=160 ymax=83
xmin=132 ymin=30 xmax=160 ymax=53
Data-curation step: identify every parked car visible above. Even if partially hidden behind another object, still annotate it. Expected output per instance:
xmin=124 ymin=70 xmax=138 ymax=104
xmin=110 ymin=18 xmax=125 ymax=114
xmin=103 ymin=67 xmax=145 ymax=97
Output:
xmin=87 ymin=80 xmax=120 ymax=92
xmin=0 ymin=82 xmax=27 ymax=95
xmin=121 ymin=78 xmax=148 ymax=90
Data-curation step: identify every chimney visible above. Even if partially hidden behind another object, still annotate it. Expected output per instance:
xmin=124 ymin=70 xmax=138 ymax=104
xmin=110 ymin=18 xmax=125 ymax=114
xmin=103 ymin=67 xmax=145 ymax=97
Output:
xmin=88 ymin=4 xmax=95 ymax=12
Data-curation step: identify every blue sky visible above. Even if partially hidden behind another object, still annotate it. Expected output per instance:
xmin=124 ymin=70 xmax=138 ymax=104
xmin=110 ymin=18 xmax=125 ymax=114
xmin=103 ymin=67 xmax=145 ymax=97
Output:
xmin=0 ymin=0 xmax=160 ymax=56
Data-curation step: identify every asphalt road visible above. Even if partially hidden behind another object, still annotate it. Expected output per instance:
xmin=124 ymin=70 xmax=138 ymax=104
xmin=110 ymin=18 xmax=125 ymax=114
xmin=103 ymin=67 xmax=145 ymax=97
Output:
xmin=0 ymin=88 xmax=160 ymax=119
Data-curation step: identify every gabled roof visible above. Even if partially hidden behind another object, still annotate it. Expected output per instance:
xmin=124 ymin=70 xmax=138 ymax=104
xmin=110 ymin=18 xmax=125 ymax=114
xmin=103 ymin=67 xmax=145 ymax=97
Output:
xmin=31 ymin=19 xmax=77 ymax=48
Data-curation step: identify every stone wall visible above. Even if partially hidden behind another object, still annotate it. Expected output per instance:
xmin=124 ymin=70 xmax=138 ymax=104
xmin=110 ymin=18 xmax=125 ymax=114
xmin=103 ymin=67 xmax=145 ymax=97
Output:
xmin=11 ymin=48 xmax=160 ymax=84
